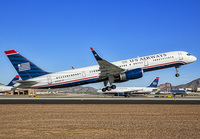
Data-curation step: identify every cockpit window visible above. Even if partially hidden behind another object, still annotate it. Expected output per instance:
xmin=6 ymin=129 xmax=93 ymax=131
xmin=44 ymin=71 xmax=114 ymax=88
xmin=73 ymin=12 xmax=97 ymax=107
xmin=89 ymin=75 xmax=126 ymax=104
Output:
xmin=187 ymin=53 xmax=191 ymax=56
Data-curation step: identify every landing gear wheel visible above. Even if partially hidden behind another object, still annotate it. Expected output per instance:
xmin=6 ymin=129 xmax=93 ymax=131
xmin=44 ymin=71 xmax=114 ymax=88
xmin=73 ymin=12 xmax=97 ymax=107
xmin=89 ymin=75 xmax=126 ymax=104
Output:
xmin=106 ymin=86 xmax=112 ymax=91
xmin=111 ymin=85 xmax=116 ymax=89
xmin=175 ymin=66 xmax=180 ymax=77
xmin=124 ymin=93 xmax=128 ymax=97
xmin=124 ymin=93 xmax=130 ymax=97
xmin=175 ymin=73 xmax=180 ymax=77
xmin=102 ymin=88 xmax=106 ymax=92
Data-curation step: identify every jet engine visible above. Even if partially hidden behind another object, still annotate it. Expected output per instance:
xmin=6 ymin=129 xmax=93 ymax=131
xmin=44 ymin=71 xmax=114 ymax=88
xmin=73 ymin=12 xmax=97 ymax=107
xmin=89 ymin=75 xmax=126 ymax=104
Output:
xmin=118 ymin=68 xmax=143 ymax=81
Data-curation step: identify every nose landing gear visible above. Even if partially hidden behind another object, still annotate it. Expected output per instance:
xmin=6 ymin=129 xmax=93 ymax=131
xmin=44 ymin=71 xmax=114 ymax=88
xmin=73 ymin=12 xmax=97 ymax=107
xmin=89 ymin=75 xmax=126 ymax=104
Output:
xmin=175 ymin=73 xmax=180 ymax=77
xmin=175 ymin=66 xmax=180 ymax=77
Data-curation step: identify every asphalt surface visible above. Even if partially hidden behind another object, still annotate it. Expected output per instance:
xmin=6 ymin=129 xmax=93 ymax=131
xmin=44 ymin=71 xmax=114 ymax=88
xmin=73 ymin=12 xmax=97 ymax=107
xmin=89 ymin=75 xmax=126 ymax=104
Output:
xmin=0 ymin=97 xmax=200 ymax=104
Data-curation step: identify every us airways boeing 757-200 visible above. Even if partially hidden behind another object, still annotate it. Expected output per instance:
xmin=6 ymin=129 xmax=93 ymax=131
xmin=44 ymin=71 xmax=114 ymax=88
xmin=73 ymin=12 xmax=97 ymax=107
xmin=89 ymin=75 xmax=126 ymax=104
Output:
xmin=4 ymin=48 xmax=196 ymax=91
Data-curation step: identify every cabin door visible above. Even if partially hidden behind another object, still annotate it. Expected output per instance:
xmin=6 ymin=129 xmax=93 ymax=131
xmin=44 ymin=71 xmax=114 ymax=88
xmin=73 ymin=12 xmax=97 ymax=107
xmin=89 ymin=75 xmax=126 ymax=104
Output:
xmin=178 ymin=53 xmax=183 ymax=60
xmin=144 ymin=59 xmax=149 ymax=66
xmin=47 ymin=75 xmax=52 ymax=84
xmin=82 ymin=71 xmax=86 ymax=77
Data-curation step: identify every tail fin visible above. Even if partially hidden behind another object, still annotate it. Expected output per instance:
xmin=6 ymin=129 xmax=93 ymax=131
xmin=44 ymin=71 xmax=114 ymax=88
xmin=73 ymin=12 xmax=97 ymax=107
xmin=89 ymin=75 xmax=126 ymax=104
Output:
xmin=7 ymin=75 xmax=20 ymax=86
xmin=148 ymin=77 xmax=159 ymax=87
xmin=5 ymin=50 xmax=49 ymax=80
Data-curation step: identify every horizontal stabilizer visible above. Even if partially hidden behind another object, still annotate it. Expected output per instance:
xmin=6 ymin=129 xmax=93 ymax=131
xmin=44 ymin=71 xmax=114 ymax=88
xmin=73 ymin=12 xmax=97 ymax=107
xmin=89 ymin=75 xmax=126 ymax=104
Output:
xmin=14 ymin=80 xmax=38 ymax=85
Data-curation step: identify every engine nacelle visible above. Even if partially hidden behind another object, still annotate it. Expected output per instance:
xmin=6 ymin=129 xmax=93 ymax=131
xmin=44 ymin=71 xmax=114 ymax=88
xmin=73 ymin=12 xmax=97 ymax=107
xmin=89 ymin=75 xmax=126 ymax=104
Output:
xmin=119 ymin=68 xmax=143 ymax=81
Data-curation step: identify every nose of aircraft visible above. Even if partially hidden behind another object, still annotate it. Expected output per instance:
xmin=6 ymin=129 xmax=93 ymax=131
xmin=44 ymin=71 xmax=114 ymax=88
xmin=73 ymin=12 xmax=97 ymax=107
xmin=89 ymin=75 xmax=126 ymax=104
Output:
xmin=192 ymin=56 xmax=197 ymax=62
xmin=186 ymin=55 xmax=197 ymax=64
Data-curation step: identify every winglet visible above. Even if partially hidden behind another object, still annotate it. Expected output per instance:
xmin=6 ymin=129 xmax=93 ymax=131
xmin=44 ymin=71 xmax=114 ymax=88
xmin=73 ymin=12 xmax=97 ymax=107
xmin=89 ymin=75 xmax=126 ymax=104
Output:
xmin=90 ymin=47 xmax=103 ymax=61
xmin=5 ymin=50 xmax=18 ymax=55
xmin=90 ymin=47 xmax=94 ymax=51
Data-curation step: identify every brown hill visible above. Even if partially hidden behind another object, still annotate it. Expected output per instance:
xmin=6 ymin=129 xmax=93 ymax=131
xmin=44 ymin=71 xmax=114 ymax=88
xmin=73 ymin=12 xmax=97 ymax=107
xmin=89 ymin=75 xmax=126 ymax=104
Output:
xmin=172 ymin=78 xmax=200 ymax=91
xmin=158 ymin=78 xmax=200 ymax=92
xmin=158 ymin=82 xmax=172 ymax=92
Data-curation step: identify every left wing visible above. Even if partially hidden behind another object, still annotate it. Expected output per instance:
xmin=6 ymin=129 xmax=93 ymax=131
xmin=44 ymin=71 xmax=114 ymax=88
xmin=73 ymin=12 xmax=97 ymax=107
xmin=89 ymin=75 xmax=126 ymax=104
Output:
xmin=90 ymin=47 xmax=125 ymax=80
xmin=124 ymin=89 xmax=143 ymax=93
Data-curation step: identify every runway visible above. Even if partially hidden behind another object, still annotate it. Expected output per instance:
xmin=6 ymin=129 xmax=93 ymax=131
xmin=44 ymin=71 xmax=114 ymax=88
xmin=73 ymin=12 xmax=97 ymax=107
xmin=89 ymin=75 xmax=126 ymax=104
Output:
xmin=0 ymin=97 xmax=200 ymax=104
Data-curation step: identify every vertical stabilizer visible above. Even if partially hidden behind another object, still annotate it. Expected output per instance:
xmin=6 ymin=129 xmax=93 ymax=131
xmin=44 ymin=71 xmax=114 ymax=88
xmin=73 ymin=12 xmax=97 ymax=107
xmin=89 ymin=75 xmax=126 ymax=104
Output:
xmin=7 ymin=75 xmax=20 ymax=86
xmin=5 ymin=50 xmax=49 ymax=80
xmin=148 ymin=77 xmax=159 ymax=87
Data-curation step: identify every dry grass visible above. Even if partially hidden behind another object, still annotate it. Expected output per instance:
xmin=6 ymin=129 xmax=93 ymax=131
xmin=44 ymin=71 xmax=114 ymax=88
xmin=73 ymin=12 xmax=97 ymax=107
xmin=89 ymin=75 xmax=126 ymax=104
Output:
xmin=0 ymin=104 xmax=200 ymax=139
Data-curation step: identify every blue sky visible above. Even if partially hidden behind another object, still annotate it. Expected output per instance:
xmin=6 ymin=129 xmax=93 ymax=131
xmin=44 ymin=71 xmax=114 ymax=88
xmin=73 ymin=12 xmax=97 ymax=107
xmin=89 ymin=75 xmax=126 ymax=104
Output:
xmin=0 ymin=0 xmax=199 ymax=88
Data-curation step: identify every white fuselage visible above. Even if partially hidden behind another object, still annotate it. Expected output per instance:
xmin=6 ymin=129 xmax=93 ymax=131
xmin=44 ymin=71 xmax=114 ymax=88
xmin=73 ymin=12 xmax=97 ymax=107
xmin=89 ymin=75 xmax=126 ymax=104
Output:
xmin=15 ymin=51 xmax=196 ymax=89
xmin=97 ymin=86 xmax=159 ymax=94
xmin=0 ymin=86 xmax=12 ymax=92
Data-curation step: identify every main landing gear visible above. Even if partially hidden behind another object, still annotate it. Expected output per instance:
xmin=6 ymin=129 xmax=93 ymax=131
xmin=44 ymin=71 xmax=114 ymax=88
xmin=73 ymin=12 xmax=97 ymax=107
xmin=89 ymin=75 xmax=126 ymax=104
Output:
xmin=102 ymin=85 xmax=116 ymax=92
xmin=124 ymin=92 xmax=131 ymax=97
xmin=175 ymin=66 xmax=180 ymax=77
xmin=102 ymin=75 xmax=116 ymax=92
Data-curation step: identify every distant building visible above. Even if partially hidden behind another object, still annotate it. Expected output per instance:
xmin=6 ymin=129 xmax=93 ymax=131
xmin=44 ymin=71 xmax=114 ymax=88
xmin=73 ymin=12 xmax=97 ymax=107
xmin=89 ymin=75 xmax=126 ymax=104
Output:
xmin=3 ymin=89 xmax=36 ymax=95
xmin=185 ymin=88 xmax=193 ymax=91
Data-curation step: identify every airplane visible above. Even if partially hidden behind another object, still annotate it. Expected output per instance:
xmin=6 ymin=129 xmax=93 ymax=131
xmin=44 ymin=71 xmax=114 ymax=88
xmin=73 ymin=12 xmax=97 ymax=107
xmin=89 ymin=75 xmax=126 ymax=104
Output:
xmin=4 ymin=48 xmax=196 ymax=91
xmin=171 ymin=90 xmax=188 ymax=97
xmin=0 ymin=75 xmax=20 ymax=93
xmin=97 ymin=77 xmax=160 ymax=97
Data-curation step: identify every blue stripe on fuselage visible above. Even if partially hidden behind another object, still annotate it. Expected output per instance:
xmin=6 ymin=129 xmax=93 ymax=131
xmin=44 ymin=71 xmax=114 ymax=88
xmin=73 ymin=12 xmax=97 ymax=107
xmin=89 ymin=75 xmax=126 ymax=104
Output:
xmin=143 ymin=62 xmax=185 ymax=72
